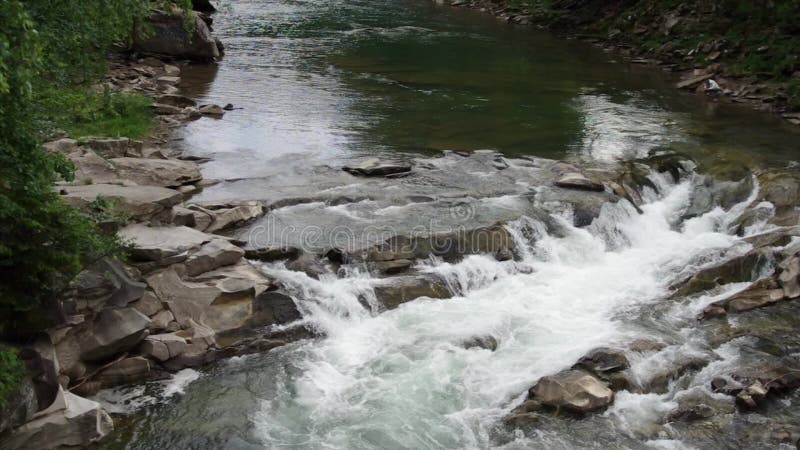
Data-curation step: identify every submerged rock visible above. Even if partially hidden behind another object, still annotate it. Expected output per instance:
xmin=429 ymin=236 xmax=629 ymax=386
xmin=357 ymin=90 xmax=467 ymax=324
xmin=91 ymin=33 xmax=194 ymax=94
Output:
xmin=461 ymin=335 xmax=498 ymax=351
xmin=373 ymin=275 xmax=451 ymax=310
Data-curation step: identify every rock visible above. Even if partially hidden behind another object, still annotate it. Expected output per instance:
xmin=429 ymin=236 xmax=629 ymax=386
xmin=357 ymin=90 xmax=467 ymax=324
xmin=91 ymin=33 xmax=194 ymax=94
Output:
xmin=778 ymin=253 xmax=800 ymax=299
xmin=461 ymin=335 xmax=498 ymax=351
xmin=757 ymin=169 xmax=800 ymax=209
xmin=110 ymin=157 xmax=201 ymax=188
xmin=130 ymin=291 xmax=163 ymax=317
xmin=701 ymin=278 xmax=786 ymax=318
xmin=495 ymin=247 xmax=514 ymax=262
xmin=134 ymin=10 xmax=219 ymax=61
xmin=373 ymin=259 xmax=413 ymax=275
xmin=61 ymin=184 xmax=182 ymax=220
xmin=0 ymin=376 xmax=38 ymax=435
xmin=188 ymin=201 xmax=264 ymax=233
xmin=736 ymin=381 xmax=768 ymax=410
xmin=149 ymin=310 xmax=175 ymax=331
xmin=574 ymin=347 xmax=630 ymax=375
xmin=146 ymin=269 xmax=221 ymax=327
xmin=671 ymin=249 xmax=773 ymax=297
xmin=0 ymin=389 xmax=113 ymax=450
xmin=80 ymin=137 xmax=143 ymax=158
xmin=184 ymin=239 xmax=245 ymax=276
xmin=72 ymin=259 xmax=146 ymax=311
xmin=199 ymin=104 xmax=225 ymax=117
xmin=528 ymin=369 xmax=614 ymax=414
xmin=151 ymin=102 xmax=183 ymax=115
xmin=249 ymin=290 xmax=301 ymax=327
xmin=343 ymin=158 xmax=413 ymax=177
xmin=64 ymin=149 xmax=117 ymax=185
xmin=244 ymin=245 xmax=301 ymax=262
xmin=373 ymin=275 xmax=451 ymax=310
xmin=95 ymin=357 xmax=151 ymax=388
xmin=139 ymin=333 xmax=188 ymax=362
xmin=118 ymin=224 xmax=212 ymax=262
xmin=163 ymin=64 xmax=181 ymax=76
xmin=42 ymin=138 xmax=78 ymax=153
xmin=157 ymin=76 xmax=181 ymax=85
xmin=192 ymin=0 xmax=216 ymax=12
xmin=79 ymin=308 xmax=151 ymax=362
xmin=677 ymin=73 xmax=713 ymax=90
xmin=628 ymin=339 xmax=667 ymax=353
xmin=155 ymin=94 xmax=196 ymax=108
xmin=554 ymin=173 xmax=604 ymax=192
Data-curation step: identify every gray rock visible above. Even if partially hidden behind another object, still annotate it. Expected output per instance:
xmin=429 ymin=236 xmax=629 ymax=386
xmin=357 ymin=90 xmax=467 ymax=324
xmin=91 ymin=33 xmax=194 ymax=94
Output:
xmin=130 ymin=291 xmax=164 ymax=317
xmin=110 ymin=157 xmax=201 ymax=188
xmin=188 ymin=201 xmax=264 ymax=232
xmin=61 ymin=184 xmax=182 ymax=220
xmin=151 ymin=103 xmax=183 ymax=115
xmin=80 ymin=137 xmax=143 ymax=158
xmin=133 ymin=11 xmax=219 ymax=61
xmin=118 ymin=224 xmax=213 ymax=262
xmin=574 ymin=347 xmax=630 ymax=375
xmin=149 ymin=310 xmax=175 ymax=332
xmin=529 ymin=369 xmax=614 ymax=414
xmin=155 ymin=94 xmax=196 ymax=108
xmin=373 ymin=259 xmax=413 ymax=275
xmin=554 ymin=173 xmax=605 ymax=192
xmin=343 ymin=158 xmax=413 ymax=177
xmin=0 ymin=389 xmax=113 ymax=450
xmin=250 ymin=290 xmax=301 ymax=327
xmin=95 ymin=357 xmax=151 ymax=388
xmin=42 ymin=138 xmax=78 ymax=153
xmin=139 ymin=333 xmax=188 ymax=362
xmin=184 ymin=239 xmax=245 ymax=276
xmin=244 ymin=245 xmax=301 ymax=262
xmin=79 ymin=308 xmax=151 ymax=362
xmin=199 ymin=104 xmax=225 ymax=117
xmin=373 ymin=275 xmax=451 ymax=310
xmin=461 ymin=335 xmax=498 ymax=351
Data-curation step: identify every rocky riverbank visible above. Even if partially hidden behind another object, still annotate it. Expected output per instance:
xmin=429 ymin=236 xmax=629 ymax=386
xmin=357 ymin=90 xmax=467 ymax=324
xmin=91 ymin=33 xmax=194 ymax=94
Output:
xmin=439 ymin=0 xmax=800 ymax=127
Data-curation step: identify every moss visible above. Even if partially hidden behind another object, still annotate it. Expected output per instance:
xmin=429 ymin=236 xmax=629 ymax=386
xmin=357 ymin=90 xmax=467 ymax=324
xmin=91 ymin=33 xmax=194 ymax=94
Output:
xmin=33 ymin=87 xmax=153 ymax=139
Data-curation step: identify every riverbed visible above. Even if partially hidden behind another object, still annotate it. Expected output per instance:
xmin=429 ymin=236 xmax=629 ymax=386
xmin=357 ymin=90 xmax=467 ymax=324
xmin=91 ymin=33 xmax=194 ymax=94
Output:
xmin=103 ymin=0 xmax=800 ymax=448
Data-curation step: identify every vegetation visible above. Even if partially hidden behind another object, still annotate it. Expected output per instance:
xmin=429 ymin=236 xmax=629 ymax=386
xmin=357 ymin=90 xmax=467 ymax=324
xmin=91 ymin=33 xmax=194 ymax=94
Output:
xmin=0 ymin=348 xmax=24 ymax=408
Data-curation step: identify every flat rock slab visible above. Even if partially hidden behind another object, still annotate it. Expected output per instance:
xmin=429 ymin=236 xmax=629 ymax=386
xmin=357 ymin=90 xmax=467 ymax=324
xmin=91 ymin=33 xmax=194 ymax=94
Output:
xmin=119 ymin=224 xmax=213 ymax=262
xmin=61 ymin=184 xmax=181 ymax=219
xmin=554 ymin=173 xmax=605 ymax=192
xmin=343 ymin=158 xmax=413 ymax=177
xmin=110 ymin=157 xmax=201 ymax=188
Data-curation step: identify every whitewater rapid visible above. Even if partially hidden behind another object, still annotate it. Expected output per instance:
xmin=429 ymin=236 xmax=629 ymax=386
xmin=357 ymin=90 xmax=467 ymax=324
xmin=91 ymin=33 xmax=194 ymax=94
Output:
xmin=245 ymin=171 xmax=760 ymax=449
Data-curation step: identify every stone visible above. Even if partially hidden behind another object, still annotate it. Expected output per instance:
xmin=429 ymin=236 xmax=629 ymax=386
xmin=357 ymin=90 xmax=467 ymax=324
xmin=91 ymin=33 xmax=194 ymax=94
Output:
xmin=0 ymin=389 xmax=113 ymax=450
xmin=130 ymin=291 xmax=163 ymax=317
xmin=110 ymin=157 xmax=201 ymax=188
xmin=342 ymin=158 xmax=413 ymax=177
xmin=461 ymin=335 xmax=498 ymax=351
xmin=188 ymin=201 xmax=264 ymax=232
xmin=192 ymin=0 xmax=216 ymax=12
xmin=134 ymin=10 xmax=219 ymax=61
xmin=554 ymin=173 xmax=604 ymax=192
xmin=529 ymin=369 xmax=614 ymax=414
xmin=628 ymin=339 xmax=667 ymax=353
xmin=244 ymin=245 xmax=301 ymax=262
xmin=199 ymin=104 xmax=225 ymax=117
xmin=163 ymin=64 xmax=181 ymax=76
xmin=64 ymin=149 xmax=117 ymax=185
xmin=155 ymin=94 xmax=196 ymax=108
xmin=373 ymin=275 xmax=451 ymax=310
xmin=778 ymin=254 xmax=800 ymax=299
xmin=147 ymin=269 xmax=220 ymax=327
xmin=151 ymin=103 xmax=183 ymax=115
xmin=118 ymin=224 xmax=213 ymax=262
xmin=676 ymin=73 xmax=713 ymax=90
xmin=184 ymin=239 xmax=245 ymax=276
xmin=79 ymin=308 xmax=151 ymax=362
xmin=72 ymin=259 xmax=146 ymax=311
xmin=736 ymin=381 xmax=768 ymax=410
xmin=42 ymin=138 xmax=78 ymax=153
xmin=671 ymin=249 xmax=773 ymax=297
xmin=574 ymin=347 xmax=630 ymax=374
xmin=757 ymin=169 xmax=800 ymax=209
xmin=249 ymin=290 xmax=301 ymax=327
xmin=373 ymin=259 xmax=413 ymax=275
xmin=61 ymin=184 xmax=182 ymax=220
xmin=80 ymin=137 xmax=143 ymax=158
xmin=139 ymin=333 xmax=188 ymax=362
xmin=0 ymin=377 xmax=38 ymax=435
xmin=149 ymin=310 xmax=175 ymax=331
xmin=95 ymin=357 xmax=151 ymax=388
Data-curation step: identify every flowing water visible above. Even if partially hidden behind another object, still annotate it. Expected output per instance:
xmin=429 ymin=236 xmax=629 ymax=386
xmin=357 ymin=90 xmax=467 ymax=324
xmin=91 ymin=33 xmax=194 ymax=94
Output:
xmin=104 ymin=0 xmax=800 ymax=448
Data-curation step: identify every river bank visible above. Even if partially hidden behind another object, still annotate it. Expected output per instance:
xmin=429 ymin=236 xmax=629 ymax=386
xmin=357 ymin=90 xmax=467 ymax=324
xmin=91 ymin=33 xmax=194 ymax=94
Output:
xmin=2 ymin=1 xmax=800 ymax=448
xmin=442 ymin=0 xmax=800 ymax=127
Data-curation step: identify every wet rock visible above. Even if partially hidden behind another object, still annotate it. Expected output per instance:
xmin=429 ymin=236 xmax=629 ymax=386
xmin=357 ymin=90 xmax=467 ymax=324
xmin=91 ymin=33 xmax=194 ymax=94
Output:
xmin=133 ymin=10 xmax=219 ymax=61
xmin=139 ymin=333 xmax=188 ymax=362
xmin=156 ymin=94 xmax=197 ymax=108
xmin=711 ymin=376 xmax=745 ymax=396
xmin=528 ymin=369 xmax=614 ymax=414
xmin=244 ymin=245 xmax=301 ymax=262
xmin=373 ymin=259 xmax=413 ymax=275
xmin=628 ymin=339 xmax=667 ymax=353
xmin=554 ymin=173 xmax=604 ymax=192
xmin=373 ymin=275 xmax=451 ymax=309
xmin=199 ymin=104 xmax=225 ymax=117
xmin=119 ymin=224 xmax=212 ymax=262
xmin=642 ymin=356 xmax=710 ymax=394
xmin=151 ymin=103 xmax=183 ymax=115
xmin=184 ymin=239 xmax=245 ymax=277
xmin=757 ymin=168 xmax=800 ymax=209
xmin=343 ymin=158 xmax=413 ymax=177
xmin=461 ymin=335 xmax=498 ymax=351
xmin=0 ymin=389 xmax=113 ymax=450
xmin=702 ymin=278 xmax=786 ymax=318
xmin=735 ymin=381 xmax=768 ymax=410
xmin=61 ymin=184 xmax=182 ymax=220
xmin=79 ymin=308 xmax=151 ymax=362
xmin=110 ymin=157 xmax=201 ymax=188
xmin=778 ymin=252 xmax=800 ymax=299
xmin=671 ymin=249 xmax=773 ymax=297
xmin=95 ymin=357 xmax=152 ymax=388
xmin=574 ymin=347 xmax=630 ymax=375
xmin=677 ymin=73 xmax=713 ymax=90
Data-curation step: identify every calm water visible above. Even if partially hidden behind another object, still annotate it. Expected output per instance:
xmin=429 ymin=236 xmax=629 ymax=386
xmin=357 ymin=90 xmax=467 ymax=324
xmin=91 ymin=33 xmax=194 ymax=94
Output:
xmin=105 ymin=0 xmax=800 ymax=448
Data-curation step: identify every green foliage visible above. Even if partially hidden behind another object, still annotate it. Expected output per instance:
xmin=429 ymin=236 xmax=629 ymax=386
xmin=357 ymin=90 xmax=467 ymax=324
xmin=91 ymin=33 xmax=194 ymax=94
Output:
xmin=789 ymin=79 xmax=800 ymax=111
xmin=34 ymin=87 xmax=153 ymax=139
xmin=0 ymin=348 xmax=24 ymax=407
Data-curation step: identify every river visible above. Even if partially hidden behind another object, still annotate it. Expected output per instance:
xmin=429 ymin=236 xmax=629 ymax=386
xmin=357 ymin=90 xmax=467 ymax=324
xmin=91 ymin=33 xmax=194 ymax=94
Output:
xmin=103 ymin=0 xmax=800 ymax=448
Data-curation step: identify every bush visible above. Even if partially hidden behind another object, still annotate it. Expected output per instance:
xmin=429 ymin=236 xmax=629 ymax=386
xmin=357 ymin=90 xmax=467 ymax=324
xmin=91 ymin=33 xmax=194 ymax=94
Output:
xmin=0 ymin=349 xmax=24 ymax=407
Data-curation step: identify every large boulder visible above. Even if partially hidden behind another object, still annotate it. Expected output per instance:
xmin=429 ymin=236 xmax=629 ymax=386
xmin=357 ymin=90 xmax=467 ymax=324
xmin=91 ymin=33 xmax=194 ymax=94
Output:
xmin=80 ymin=137 xmax=143 ymax=159
xmin=118 ymin=224 xmax=213 ymax=262
xmin=61 ymin=184 xmax=182 ymax=220
xmin=248 ymin=290 xmax=301 ymax=328
xmin=373 ymin=275 xmax=451 ymax=310
xmin=110 ymin=157 xmax=202 ymax=188
xmin=528 ymin=369 xmax=614 ymax=414
xmin=139 ymin=333 xmax=188 ymax=362
xmin=94 ymin=357 xmax=152 ymax=388
xmin=133 ymin=10 xmax=219 ymax=61
xmin=79 ymin=308 xmax=151 ymax=362
xmin=0 ymin=389 xmax=113 ymax=450
xmin=187 ymin=200 xmax=264 ymax=233
xmin=671 ymin=249 xmax=773 ymax=298
xmin=71 ymin=259 xmax=146 ymax=312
